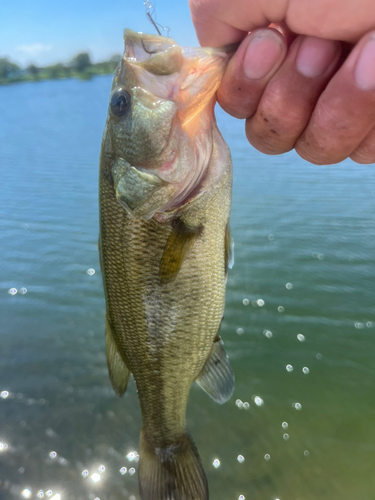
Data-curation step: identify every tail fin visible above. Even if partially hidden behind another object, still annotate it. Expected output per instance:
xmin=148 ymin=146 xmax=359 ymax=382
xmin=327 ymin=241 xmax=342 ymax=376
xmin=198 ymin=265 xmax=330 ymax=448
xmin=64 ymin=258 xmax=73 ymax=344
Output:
xmin=139 ymin=429 xmax=208 ymax=500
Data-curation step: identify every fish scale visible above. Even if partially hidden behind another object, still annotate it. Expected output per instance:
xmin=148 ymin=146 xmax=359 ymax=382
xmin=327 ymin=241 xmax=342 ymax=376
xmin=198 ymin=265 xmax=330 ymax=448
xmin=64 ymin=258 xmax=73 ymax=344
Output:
xmin=100 ymin=154 xmax=230 ymax=440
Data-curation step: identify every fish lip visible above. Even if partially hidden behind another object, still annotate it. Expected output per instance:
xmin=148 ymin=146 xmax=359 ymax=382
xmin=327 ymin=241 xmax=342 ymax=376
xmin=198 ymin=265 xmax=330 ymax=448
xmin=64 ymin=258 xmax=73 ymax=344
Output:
xmin=123 ymin=28 xmax=179 ymax=63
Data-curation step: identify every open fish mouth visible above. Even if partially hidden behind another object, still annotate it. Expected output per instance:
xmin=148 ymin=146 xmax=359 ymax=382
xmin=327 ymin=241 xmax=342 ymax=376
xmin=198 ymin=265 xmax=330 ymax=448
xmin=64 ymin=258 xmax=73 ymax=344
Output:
xmin=123 ymin=29 xmax=184 ymax=76
xmin=122 ymin=29 xmax=230 ymax=110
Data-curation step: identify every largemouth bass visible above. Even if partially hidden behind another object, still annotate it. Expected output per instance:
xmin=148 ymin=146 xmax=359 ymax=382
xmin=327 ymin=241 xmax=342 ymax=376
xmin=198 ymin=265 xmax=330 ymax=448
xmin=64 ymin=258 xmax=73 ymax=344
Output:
xmin=99 ymin=29 xmax=234 ymax=500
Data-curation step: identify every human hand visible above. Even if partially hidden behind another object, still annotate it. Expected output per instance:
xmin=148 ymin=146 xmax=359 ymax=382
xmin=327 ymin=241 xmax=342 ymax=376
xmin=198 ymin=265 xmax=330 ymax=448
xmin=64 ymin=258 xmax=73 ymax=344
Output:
xmin=189 ymin=0 xmax=375 ymax=164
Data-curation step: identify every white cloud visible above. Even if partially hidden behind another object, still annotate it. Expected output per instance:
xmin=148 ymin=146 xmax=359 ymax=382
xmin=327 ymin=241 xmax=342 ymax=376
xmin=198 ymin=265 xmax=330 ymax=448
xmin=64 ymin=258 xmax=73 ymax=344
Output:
xmin=15 ymin=43 xmax=52 ymax=56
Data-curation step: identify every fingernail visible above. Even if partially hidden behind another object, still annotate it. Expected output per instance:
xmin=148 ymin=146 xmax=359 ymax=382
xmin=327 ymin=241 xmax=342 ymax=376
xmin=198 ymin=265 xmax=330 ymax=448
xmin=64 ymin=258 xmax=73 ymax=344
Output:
xmin=243 ymin=30 xmax=284 ymax=80
xmin=296 ymin=37 xmax=339 ymax=78
xmin=355 ymin=36 xmax=375 ymax=90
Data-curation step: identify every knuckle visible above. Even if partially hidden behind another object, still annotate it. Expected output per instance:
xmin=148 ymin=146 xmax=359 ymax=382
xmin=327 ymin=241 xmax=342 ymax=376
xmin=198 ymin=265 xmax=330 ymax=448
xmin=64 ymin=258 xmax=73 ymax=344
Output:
xmin=350 ymin=131 xmax=375 ymax=164
xmin=258 ymin=86 xmax=307 ymax=138
xmin=218 ymin=100 xmax=248 ymax=119
xmin=217 ymin=84 xmax=255 ymax=120
xmin=313 ymin=97 xmax=361 ymax=140
xmin=218 ymin=83 xmax=264 ymax=120
xmin=295 ymin=138 xmax=339 ymax=165
xmin=350 ymin=149 xmax=375 ymax=164
xmin=258 ymin=88 xmax=284 ymax=125
xmin=295 ymin=106 xmax=356 ymax=165
xmin=247 ymin=107 xmax=299 ymax=154
xmin=246 ymin=118 xmax=293 ymax=154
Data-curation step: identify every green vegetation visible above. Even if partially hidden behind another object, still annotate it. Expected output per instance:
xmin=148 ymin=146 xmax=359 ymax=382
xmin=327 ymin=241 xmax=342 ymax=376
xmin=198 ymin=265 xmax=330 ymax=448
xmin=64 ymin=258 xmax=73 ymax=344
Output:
xmin=0 ymin=52 xmax=122 ymax=85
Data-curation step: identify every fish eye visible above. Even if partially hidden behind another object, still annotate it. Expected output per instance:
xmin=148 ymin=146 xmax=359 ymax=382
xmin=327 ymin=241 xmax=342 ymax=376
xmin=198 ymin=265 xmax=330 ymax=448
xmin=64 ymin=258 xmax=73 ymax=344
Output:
xmin=110 ymin=89 xmax=131 ymax=118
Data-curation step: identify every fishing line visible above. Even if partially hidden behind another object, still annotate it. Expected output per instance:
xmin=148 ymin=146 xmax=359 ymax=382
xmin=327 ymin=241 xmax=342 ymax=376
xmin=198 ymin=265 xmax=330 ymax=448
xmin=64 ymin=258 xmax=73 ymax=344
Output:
xmin=144 ymin=0 xmax=170 ymax=37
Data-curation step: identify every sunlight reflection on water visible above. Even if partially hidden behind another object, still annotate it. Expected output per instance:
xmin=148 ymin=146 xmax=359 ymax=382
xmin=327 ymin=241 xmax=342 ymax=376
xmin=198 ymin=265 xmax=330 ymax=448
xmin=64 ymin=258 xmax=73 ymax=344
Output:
xmin=0 ymin=76 xmax=374 ymax=500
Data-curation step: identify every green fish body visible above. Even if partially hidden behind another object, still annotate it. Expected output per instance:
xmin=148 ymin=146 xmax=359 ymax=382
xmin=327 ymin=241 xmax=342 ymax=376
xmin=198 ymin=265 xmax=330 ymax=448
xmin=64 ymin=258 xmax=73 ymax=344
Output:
xmin=99 ymin=29 xmax=234 ymax=500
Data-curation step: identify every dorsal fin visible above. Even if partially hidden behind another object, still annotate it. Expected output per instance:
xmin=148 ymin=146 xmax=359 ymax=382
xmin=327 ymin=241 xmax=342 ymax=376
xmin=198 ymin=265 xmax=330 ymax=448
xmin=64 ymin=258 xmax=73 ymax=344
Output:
xmin=159 ymin=218 xmax=201 ymax=285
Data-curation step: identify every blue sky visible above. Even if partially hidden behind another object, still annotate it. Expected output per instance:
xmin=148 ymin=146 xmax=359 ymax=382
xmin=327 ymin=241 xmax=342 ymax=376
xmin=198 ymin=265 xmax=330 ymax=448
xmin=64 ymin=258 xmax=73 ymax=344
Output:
xmin=0 ymin=0 xmax=198 ymax=67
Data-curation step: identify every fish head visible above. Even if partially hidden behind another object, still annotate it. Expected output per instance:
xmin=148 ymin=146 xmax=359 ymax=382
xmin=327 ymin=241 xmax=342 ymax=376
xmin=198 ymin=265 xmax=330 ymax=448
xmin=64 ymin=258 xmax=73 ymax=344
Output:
xmin=103 ymin=29 xmax=231 ymax=219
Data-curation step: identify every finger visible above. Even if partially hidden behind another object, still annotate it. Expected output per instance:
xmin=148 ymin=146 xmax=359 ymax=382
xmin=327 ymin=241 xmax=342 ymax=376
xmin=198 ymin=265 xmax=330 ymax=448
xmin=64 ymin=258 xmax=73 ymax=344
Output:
xmin=189 ymin=0 xmax=275 ymax=46
xmin=245 ymin=36 xmax=341 ymax=154
xmin=350 ymin=126 xmax=375 ymax=164
xmin=189 ymin=0 xmax=375 ymax=47
xmin=217 ymin=29 xmax=287 ymax=119
xmin=295 ymin=31 xmax=375 ymax=165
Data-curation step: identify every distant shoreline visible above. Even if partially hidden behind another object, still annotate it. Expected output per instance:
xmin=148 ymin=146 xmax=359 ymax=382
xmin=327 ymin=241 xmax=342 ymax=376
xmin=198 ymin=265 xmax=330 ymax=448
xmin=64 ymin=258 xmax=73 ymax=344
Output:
xmin=0 ymin=69 xmax=116 ymax=86
xmin=0 ymin=52 xmax=120 ymax=86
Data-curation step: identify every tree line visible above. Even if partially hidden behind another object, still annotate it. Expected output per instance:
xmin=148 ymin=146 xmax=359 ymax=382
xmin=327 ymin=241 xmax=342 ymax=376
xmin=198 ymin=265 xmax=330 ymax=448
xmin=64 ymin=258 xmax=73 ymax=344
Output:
xmin=0 ymin=52 xmax=121 ymax=85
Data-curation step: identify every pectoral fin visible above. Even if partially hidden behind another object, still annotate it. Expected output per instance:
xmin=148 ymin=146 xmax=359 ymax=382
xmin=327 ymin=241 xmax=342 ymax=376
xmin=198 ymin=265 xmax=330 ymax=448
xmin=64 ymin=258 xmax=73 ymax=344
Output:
xmin=195 ymin=336 xmax=235 ymax=404
xmin=225 ymin=224 xmax=234 ymax=276
xmin=159 ymin=218 xmax=201 ymax=285
xmin=106 ymin=315 xmax=131 ymax=397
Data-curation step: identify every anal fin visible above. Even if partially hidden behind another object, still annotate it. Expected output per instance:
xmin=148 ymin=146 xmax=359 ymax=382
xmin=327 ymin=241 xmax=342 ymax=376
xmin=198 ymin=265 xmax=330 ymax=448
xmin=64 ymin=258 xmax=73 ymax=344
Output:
xmin=196 ymin=337 xmax=235 ymax=404
xmin=106 ymin=315 xmax=131 ymax=397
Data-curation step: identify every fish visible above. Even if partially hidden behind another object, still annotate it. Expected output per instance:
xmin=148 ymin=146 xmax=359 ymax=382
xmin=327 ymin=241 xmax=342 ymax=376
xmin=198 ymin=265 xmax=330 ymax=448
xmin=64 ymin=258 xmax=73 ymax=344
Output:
xmin=99 ymin=29 xmax=235 ymax=500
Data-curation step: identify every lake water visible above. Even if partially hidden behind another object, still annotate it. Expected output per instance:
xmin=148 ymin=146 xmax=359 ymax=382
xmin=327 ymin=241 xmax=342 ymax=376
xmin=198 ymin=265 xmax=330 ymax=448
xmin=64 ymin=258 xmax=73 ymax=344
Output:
xmin=0 ymin=75 xmax=374 ymax=500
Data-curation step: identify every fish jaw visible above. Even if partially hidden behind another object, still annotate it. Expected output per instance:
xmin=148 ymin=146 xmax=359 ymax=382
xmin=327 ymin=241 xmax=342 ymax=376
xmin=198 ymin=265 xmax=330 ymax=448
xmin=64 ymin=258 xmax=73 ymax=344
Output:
xmin=123 ymin=28 xmax=229 ymax=126
xmin=103 ymin=30 xmax=231 ymax=220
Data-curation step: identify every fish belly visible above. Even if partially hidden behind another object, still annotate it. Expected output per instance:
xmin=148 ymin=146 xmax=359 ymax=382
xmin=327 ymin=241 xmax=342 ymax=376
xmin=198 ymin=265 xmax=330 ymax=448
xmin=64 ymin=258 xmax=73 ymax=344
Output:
xmin=100 ymin=163 xmax=229 ymax=443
